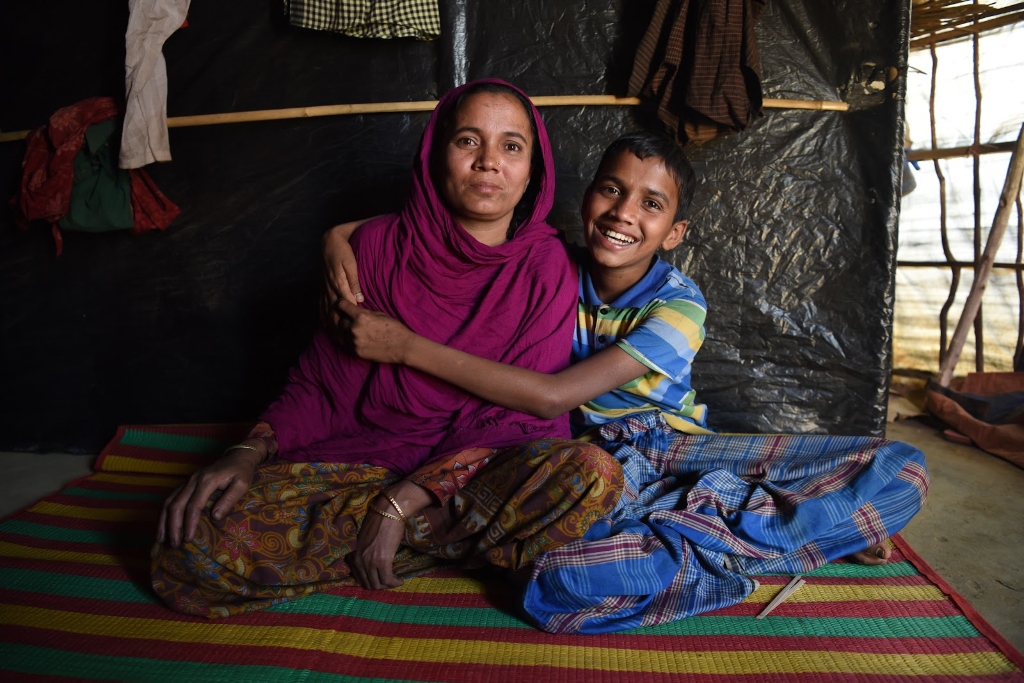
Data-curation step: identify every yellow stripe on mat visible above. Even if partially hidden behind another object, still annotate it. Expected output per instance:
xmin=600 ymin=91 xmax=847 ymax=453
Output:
xmin=389 ymin=576 xmax=495 ymax=595
xmin=1 ymin=605 xmax=1016 ymax=676
xmin=90 ymin=472 xmax=185 ymax=488
xmin=0 ymin=542 xmax=123 ymax=566
xmin=98 ymin=455 xmax=199 ymax=476
xmin=745 ymin=582 xmax=948 ymax=603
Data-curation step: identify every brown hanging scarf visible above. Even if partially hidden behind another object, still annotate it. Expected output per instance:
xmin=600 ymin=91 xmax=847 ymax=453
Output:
xmin=628 ymin=0 xmax=767 ymax=148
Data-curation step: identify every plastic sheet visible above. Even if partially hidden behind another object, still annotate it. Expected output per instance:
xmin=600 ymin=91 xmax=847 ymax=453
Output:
xmin=0 ymin=0 xmax=909 ymax=450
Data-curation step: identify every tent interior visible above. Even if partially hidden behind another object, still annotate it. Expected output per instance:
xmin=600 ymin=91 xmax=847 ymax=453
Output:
xmin=0 ymin=0 xmax=1022 ymax=679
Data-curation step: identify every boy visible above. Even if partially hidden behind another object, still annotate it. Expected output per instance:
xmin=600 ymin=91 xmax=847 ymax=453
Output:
xmin=330 ymin=132 xmax=928 ymax=633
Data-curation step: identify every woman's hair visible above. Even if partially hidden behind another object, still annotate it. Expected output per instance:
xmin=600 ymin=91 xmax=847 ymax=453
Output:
xmin=431 ymin=82 xmax=543 ymax=238
xmin=595 ymin=131 xmax=696 ymax=221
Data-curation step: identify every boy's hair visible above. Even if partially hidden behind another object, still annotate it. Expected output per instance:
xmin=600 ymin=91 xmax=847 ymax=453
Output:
xmin=595 ymin=131 xmax=696 ymax=222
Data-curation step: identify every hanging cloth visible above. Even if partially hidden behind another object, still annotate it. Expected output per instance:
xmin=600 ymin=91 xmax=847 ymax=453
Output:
xmin=284 ymin=0 xmax=440 ymax=40
xmin=119 ymin=0 xmax=191 ymax=169
xmin=628 ymin=0 xmax=766 ymax=148
xmin=13 ymin=97 xmax=180 ymax=255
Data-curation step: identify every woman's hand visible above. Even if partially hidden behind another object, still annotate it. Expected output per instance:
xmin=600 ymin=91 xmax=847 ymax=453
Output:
xmin=347 ymin=481 xmax=433 ymax=590
xmin=347 ymin=507 xmax=406 ymax=589
xmin=338 ymin=300 xmax=415 ymax=365
xmin=156 ymin=445 xmax=264 ymax=548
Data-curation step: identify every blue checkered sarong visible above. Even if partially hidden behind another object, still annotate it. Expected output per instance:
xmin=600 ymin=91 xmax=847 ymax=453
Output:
xmin=522 ymin=412 xmax=929 ymax=633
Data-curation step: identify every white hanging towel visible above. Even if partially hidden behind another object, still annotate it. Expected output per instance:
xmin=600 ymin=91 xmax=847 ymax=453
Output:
xmin=119 ymin=0 xmax=191 ymax=169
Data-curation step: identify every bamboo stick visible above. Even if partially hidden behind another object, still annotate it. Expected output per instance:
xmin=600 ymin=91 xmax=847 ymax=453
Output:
xmin=906 ymin=141 xmax=1015 ymax=162
xmin=0 ymin=95 xmax=849 ymax=144
xmin=762 ymin=98 xmax=848 ymax=111
xmin=930 ymin=44 xmax=958 ymax=367
xmin=936 ymin=123 xmax=1024 ymax=387
xmin=167 ymin=100 xmax=439 ymax=128
xmin=756 ymin=576 xmax=806 ymax=619
xmin=897 ymin=260 xmax=1023 ymax=269
xmin=972 ymin=16 xmax=985 ymax=372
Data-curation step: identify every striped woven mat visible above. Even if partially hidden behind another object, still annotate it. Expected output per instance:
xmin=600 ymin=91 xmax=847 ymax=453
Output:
xmin=1 ymin=424 xmax=1022 ymax=682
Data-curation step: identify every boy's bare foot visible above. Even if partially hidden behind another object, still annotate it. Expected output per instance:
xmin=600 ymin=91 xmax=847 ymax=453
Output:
xmin=847 ymin=542 xmax=892 ymax=565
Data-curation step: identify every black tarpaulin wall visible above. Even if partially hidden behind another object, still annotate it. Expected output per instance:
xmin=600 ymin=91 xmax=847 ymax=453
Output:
xmin=0 ymin=0 xmax=908 ymax=451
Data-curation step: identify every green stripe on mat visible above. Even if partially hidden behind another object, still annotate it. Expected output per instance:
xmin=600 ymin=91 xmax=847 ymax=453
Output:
xmin=118 ymin=428 xmax=236 ymax=455
xmin=0 ymin=643 xmax=419 ymax=683
xmin=1 ymin=568 xmax=155 ymax=602
xmin=0 ymin=521 xmax=152 ymax=546
xmin=0 ymin=568 xmax=982 ymax=638
xmin=62 ymin=487 xmax=168 ymax=502
xmin=804 ymin=561 xmax=920 ymax=578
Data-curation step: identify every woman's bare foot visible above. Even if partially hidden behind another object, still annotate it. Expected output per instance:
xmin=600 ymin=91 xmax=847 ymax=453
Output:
xmin=847 ymin=542 xmax=892 ymax=565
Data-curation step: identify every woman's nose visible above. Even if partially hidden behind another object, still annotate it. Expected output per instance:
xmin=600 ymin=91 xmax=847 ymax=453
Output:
xmin=473 ymin=144 xmax=500 ymax=171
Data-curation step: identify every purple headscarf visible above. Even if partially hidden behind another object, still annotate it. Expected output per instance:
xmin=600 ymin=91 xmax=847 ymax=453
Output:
xmin=261 ymin=79 xmax=578 ymax=474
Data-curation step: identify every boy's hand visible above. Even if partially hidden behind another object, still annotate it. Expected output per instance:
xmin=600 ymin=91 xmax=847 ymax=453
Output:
xmin=322 ymin=221 xmax=365 ymax=322
xmin=338 ymin=300 xmax=413 ymax=365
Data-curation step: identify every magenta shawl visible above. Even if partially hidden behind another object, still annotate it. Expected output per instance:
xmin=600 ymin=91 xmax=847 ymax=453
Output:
xmin=261 ymin=79 xmax=578 ymax=474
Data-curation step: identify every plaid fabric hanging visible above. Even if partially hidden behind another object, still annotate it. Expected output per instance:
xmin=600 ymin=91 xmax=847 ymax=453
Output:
xmin=284 ymin=0 xmax=440 ymax=40
xmin=629 ymin=0 xmax=766 ymax=148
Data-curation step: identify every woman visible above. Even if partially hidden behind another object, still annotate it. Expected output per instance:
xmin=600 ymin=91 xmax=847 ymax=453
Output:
xmin=151 ymin=80 xmax=623 ymax=618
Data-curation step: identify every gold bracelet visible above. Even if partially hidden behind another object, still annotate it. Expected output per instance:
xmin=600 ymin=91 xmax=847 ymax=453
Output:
xmin=224 ymin=443 xmax=262 ymax=459
xmin=381 ymin=491 xmax=407 ymax=521
xmin=368 ymin=505 xmax=401 ymax=522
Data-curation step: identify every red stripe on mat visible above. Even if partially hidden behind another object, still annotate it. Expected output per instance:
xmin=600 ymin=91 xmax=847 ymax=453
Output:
xmin=783 ymin=574 xmax=938 ymax=587
xmin=39 ymin=493 xmax=162 ymax=511
xmin=0 ymin=534 xmax=146 ymax=557
xmin=705 ymin=598 xmax=962 ymax=619
xmin=69 ymin=478 xmax=182 ymax=495
xmin=893 ymin=534 xmax=1024 ymax=670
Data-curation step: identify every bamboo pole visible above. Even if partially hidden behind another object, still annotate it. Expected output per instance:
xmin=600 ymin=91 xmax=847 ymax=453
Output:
xmin=906 ymin=140 xmax=1015 ymax=162
xmin=936 ymin=123 xmax=1024 ymax=387
xmin=0 ymin=95 xmax=849 ymax=144
xmin=762 ymin=98 xmax=849 ymax=111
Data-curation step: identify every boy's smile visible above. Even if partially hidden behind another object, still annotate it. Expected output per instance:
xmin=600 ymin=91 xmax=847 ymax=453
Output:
xmin=582 ymin=151 xmax=688 ymax=301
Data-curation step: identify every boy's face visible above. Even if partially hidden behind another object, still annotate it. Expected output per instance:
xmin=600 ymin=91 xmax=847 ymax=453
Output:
xmin=582 ymin=151 xmax=688 ymax=277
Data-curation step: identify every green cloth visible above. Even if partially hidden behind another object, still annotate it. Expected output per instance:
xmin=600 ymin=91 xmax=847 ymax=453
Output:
xmin=59 ymin=119 xmax=134 ymax=232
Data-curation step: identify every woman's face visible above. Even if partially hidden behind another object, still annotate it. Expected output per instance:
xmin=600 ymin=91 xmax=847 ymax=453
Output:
xmin=440 ymin=91 xmax=534 ymax=245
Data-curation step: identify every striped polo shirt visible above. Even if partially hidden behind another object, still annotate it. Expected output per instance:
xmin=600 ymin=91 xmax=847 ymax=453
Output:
xmin=572 ymin=252 xmax=712 ymax=435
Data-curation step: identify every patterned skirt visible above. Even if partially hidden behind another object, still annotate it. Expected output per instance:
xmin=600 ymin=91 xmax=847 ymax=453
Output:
xmin=151 ymin=439 xmax=623 ymax=618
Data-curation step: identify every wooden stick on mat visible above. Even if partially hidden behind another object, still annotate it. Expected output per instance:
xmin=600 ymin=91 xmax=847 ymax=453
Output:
xmin=0 ymin=96 xmax=849 ymax=143
xmin=756 ymin=575 xmax=806 ymax=619
xmin=936 ymin=123 xmax=1024 ymax=387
